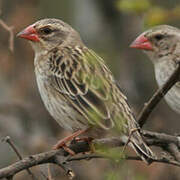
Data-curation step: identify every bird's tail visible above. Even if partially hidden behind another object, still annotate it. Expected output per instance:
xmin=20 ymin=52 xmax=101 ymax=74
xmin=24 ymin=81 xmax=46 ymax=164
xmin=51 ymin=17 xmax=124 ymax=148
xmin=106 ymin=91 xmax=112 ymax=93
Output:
xmin=129 ymin=130 xmax=154 ymax=164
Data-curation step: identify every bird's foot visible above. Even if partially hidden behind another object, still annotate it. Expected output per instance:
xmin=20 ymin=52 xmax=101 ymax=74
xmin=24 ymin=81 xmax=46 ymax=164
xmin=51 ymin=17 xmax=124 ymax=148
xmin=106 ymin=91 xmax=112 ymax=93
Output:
xmin=122 ymin=128 xmax=140 ymax=153
xmin=52 ymin=129 xmax=87 ymax=155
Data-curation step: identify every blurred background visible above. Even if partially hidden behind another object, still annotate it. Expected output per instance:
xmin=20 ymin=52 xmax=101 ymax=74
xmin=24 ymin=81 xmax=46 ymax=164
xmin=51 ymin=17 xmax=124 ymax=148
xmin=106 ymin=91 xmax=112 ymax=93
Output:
xmin=0 ymin=0 xmax=180 ymax=179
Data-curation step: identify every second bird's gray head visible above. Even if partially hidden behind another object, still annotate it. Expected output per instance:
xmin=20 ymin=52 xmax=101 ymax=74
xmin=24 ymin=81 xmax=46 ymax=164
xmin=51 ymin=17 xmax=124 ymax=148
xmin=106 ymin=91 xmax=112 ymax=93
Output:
xmin=130 ymin=25 xmax=180 ymax=64
xmin=17 ymin=18 xmax=82 ymax=53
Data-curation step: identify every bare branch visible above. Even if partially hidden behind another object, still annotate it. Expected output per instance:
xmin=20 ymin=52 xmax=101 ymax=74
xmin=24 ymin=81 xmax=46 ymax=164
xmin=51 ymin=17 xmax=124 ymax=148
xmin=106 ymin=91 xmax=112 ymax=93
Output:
xmin=168 ymin=143 xmax=180 ymax=161
xmin=54 ymin=155 xmax=75 ymax=179
xmin=0 ymin=130 xmax=180 ymax=179
xmin=142 ymin=130 xmax=180 ymax=147
xmin=2 ymin=136 xmax=38 ymax=180
xmin=67 ymin=154 xmax=180 ymax=167
xmin=2 ymin=136 xmax=23 ymax=160
xmin=0 ymin=19 xmax=14 ymax=52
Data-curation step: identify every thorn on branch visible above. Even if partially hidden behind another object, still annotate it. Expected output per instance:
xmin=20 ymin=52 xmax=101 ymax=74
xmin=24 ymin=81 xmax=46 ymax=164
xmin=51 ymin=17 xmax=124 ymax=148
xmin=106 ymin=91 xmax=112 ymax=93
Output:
xmin=54 ymin=155 xmax=75 ymax=179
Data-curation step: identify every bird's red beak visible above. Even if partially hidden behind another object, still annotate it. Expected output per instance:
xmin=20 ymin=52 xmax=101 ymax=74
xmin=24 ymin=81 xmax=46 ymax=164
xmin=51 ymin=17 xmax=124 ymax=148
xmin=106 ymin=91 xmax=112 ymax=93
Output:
xmin=130 ymin=34 xmax=153 ymax=51
xmin=17 ymin=25 xmax=40 ymax=42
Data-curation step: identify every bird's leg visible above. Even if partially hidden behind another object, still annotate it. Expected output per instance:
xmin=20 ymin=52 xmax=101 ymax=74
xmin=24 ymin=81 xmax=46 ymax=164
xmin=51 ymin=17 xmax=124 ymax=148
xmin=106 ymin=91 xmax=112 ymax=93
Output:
xmin=122 ymin=128 xmax=140 ymax=153
xmin=62 ymin=144 xmax=76 ymax=155
xmin=52 ymin=129 xmax=87 ymax=151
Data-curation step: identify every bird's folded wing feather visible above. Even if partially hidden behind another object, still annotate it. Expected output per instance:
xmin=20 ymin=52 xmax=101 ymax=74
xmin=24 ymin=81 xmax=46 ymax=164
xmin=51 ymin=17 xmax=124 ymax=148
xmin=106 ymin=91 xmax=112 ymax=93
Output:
xmin=48 ymin=46 xmax=116 ymax=129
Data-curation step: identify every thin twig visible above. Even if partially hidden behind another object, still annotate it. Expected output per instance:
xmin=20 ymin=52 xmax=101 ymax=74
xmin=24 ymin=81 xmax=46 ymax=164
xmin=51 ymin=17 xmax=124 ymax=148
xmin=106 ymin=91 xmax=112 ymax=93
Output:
xmin=2 ymin=136 xmax=22 ymax=159
xmin=54 ymin=155 xmax=75 ymax=179
xmin=2 ymin=136 xmax=38 ymax=180
xmin=0 ymin=19 xmax=14 ymax=52
xmin=138 ymin=63 xmax=180 ymax=127
xmin=142 ymin=130 xmax=180 ymax=147
xmin=168 ymin=143 xmax=180 ymax=162
xmin=39 ymin=170 xmax=49 ymax=180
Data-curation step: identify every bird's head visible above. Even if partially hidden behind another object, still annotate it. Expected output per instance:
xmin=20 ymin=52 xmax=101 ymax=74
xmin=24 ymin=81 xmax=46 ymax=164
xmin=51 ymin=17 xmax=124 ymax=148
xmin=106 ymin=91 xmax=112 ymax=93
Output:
xmin=130 ymin=25 xmax=180 ymax=64
xmin=17 ymin=18 xmax=82 ymax=53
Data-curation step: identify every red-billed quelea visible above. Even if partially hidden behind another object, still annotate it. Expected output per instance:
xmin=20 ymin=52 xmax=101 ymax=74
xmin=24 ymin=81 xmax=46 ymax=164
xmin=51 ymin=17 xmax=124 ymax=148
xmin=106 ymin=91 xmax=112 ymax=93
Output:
xmin=17 ymin=18 xmax=154 ymax=163
xmin=130 ymin=25 xmax=180 ymax=114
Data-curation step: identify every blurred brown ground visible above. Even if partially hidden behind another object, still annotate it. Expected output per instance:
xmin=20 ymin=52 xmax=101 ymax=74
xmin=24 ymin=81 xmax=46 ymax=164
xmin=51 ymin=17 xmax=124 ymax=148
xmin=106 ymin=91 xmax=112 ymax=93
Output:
xmin=0 ymin=0 xmax=180 ymax=179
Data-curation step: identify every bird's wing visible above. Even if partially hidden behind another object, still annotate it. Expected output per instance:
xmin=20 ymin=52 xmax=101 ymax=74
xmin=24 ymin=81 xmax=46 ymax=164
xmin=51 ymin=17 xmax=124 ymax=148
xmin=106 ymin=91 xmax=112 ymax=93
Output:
xmin=47 ymin=46 xmax=154 ymax=162
xmin=48 ymin=46 xmax=115 ymax=129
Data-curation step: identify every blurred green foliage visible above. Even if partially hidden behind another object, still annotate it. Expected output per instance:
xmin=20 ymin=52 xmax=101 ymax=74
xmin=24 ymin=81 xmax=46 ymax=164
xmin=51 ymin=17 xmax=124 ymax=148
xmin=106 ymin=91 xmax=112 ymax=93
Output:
xmin=116 ymin=0 xmax=180 ymax=27
xmin=105 ymin=167 xmax=147 ymax=180
xmin=144 ymin=7 xmax=168 ymax=26
xmin=95 ymin=143 xmax=126 ymax=162
xmin=116 ymin=0 xmax=151 ymax=14
xmin=145 ymin=6 xmax=180 ymax=27
xmin=105 ymin=171 xmax=122 ymax=180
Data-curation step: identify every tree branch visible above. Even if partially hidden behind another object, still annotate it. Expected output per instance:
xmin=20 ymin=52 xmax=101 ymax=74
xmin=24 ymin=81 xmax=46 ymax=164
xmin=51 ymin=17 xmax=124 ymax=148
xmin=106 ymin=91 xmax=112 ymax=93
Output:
xmin=0 ymin=130 xmax=180 ymax=179
xmin=2 ymin=136 xmax=38 ymax=180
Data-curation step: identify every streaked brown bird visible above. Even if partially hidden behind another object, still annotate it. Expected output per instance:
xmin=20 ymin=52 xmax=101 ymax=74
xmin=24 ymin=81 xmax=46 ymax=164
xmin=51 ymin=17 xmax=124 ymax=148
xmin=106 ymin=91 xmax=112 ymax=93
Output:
xmin=130 ymin=25 xmax=180 ymax=115
xmin=17 ymin=18 xmax=154 ymax=163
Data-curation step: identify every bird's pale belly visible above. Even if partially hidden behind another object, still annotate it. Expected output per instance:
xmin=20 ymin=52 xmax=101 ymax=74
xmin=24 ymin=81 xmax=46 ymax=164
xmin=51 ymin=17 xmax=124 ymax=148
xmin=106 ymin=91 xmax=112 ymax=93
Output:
xmin=155 ymin=62 xmax=180 ymax=114
xmin=36 ymin=74 xmax=88 ymax=132
xmin=164 ymin=86 xmax=180 ymax=114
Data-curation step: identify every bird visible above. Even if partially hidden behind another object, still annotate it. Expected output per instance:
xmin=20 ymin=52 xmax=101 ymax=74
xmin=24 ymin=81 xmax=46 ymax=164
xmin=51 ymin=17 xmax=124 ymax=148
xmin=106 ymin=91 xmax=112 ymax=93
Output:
xmin=130 ymin=25 xmax=180 ymax=115
xmin=17 ymin=18 xmax=154 ymax=163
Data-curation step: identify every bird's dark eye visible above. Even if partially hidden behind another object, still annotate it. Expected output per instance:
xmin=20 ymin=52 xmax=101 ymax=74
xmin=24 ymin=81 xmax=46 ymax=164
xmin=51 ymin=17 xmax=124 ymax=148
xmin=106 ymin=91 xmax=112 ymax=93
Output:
xmin=154 ymin=34 xmax=164 ymax=41
xmin=40 ymin=27 xmax=53 ymax=35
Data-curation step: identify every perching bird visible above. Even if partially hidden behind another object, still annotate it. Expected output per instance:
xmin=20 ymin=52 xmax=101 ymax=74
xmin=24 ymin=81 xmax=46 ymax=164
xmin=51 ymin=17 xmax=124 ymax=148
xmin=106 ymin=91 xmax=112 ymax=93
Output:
xmin=130 ymin=25 xmax=180 ymax=114
xmin=17 ymin=18 xmax=153 ymax=163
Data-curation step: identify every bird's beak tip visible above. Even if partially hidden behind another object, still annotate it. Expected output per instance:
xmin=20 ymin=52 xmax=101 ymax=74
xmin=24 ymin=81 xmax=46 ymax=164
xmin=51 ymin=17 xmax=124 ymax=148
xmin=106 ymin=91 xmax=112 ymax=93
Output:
xmin=16 ymin=31 xmax=24 ymax=38
xmin=130 ymin=34 xmax=153 ymax=51
xmin=17 ymin=25 xmax=40 ymax=42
